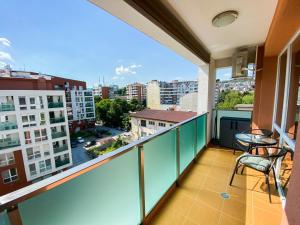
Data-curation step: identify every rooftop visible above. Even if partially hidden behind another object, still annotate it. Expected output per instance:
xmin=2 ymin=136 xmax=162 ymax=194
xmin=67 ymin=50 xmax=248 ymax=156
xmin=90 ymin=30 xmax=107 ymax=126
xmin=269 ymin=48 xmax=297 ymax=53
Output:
xmin=130 ymin=109 xmax=197 ymax=123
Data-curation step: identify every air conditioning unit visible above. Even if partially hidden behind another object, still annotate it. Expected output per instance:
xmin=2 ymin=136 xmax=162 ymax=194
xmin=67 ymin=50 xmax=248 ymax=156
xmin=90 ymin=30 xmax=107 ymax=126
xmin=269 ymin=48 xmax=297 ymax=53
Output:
xmin=232 ymin=50 xmax=248 ymax=78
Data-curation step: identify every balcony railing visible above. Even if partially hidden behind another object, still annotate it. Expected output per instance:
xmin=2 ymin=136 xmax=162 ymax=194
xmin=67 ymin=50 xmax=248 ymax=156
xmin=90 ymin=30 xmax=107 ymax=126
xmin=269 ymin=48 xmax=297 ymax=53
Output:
xmin=0 ymin=121 xmax=18 ymax=131
xmin=50 ymin=117 xmax=65 ymax=124
xmin=48 ymin=102 xmax=64 ymax=108
xmin=85 ymin=108 xmax=93 ymax=113
xmin=0 ymin=139 xmax=21 ymax=150
xmin=0 ymin=103 xmax=15 ymax=112
xmin=0 ymin=113 xmax=207 ymax=225
xmin=85 ymin=97 xmax=93 ymax=102
xmin=53 ymin=144 xmax=68 ymax=154
xmin=85 ymin=102 xmax=93 ymax=107
xmin=51 ymin=131 xmax=67 ymax=139
xmin=84 ymin=92 xmax=93 ymax=96
xmin=86 ymin=113 xmax=95 ymax=118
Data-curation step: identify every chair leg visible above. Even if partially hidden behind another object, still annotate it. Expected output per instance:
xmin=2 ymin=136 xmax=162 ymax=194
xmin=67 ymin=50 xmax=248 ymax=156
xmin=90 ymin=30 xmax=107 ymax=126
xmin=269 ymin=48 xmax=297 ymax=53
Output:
xmin=265 ymin=174 xmax=272 ymax=203
xmin=230 ymin=163 xmax=239 ymax=185
xmin=241 ymin=166 xmax=245 ymax=175
xmin=272 ymin=166 xmax=278 ymax=190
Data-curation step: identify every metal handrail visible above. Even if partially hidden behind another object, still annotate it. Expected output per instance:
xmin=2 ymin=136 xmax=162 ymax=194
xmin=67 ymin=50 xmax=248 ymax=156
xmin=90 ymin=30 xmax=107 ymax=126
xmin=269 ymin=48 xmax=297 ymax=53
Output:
xmin=0 ymin=112 xmax=207 ymax=212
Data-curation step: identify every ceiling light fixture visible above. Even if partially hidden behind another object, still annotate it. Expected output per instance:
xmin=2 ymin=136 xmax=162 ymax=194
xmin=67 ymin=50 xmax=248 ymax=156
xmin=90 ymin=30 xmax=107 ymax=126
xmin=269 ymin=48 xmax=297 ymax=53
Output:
xmin=212 ymin=10 xmax=239 ymax=28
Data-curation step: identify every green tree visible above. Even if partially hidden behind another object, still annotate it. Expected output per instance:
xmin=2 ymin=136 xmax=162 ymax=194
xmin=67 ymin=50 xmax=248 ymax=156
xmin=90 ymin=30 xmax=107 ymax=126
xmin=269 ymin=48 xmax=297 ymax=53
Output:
xmin=129 ymin=99 xmax=145 ymax=112
xmin=242 ymin=92 xmax=254 ymax=104
xmin=122 ymin=114 xmax=131 ymax=131
xmin=94 ymin=95 xmax=101 ymax=104
xmin=95 ymin=99 xmax=111 ymax=124
xmin=217 ymin=91 xmax=242 ymax=109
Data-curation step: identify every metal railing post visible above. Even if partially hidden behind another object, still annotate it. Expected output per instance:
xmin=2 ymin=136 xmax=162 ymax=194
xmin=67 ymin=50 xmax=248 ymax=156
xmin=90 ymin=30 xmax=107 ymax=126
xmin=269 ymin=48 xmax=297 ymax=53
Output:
xmin=7 ymin=206 xmax=23 ymax=225
xmin=194 ymin=118 xmax=198 ymax=158
xmin=176 ymin=127 xmax=180 ymax=186
xmin=138 ymin=145 xmax=146 ymax=224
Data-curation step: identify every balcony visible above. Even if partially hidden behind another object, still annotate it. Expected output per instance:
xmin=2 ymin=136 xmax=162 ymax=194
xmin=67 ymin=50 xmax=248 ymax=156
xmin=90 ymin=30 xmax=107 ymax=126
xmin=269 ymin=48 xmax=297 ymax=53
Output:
xmin=48 ymin=102 xmax=64 ymax=108
xmin=0 ymin=138 xmax=20 ymax=150
xmin=86 ymin=113 xmax=94 ymax=118
xmin=0 ymin=121 xmax=17 ymax=131
xmin=84 ymin=97 xmax=93 ymax=102
xmin=50 ymin=117 xmax=65 ymax=124
xmin=51 ymin=131 xmax=67 ymax=139
xmin=85 ymin=102 xmax=93 ymax=107
xmin=55 ymin=157 xmax=70 ymax=168
xmin=0 ymin=103 xmax=15 ymax=112
xmin=85 ymin=108 xmax=93 ymax=113
xmin=53 ymin=144 xmax=68 ymax=154
xmin=84 ymin=92 xmax=93 ymax=97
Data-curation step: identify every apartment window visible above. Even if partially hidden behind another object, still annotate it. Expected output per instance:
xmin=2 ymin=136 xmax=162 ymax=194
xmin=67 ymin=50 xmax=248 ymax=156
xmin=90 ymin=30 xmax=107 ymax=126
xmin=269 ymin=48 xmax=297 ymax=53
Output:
xmin=141 ymin=132 xmax=147 ymax=137
xmin=43 ymin=144 xmax=50 ymax=156
xmin=39 ymin=159 xmax=52 ymax=173
xmin=19 ymin=96 xmax=26 ymax=105
xmin=29 ymin=164 xmax=37 ymax=176
xmin=141 ymin=120 xmax=146 ymax=127
xmin=158 ymin=122 xmax=166 ymax=127
xmin=29 ymin=115 xmax=35 ymax=122
xmin=0 ymin=153 xmax=15 ymax=167
xmin=39 ymin=96 xmax=44 ymax=109
xmin=26 ymin=147 xmax=41 ymax=161
xmin=24 ymin=131 xmax=32 ymax=144
xmin=2 ymin=168 xmax=18 ymax=184
xmin=34 ymin=129 xmax=47 ymax=142
xmin=29 ymin=97 xmax=36 ymax=109
xmin=40 ymin=113 xmax=46 ymax=125
xmin=149 ymin=121 xmax=155 ymax=125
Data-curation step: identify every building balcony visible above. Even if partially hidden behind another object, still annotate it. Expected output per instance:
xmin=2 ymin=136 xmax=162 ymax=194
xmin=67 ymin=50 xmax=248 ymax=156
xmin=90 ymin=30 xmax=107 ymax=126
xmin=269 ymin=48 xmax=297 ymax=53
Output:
xmin=86 ymin=113 xmax=95 ymax=118
xmin=51 ymin=131 xmax=67 ymax=139
xmin=53 ymin=144 xmax=68 ymax=154
xmin=50 ymin=117 xmax=65 ymax=124
xmin=55 ymin=157 xmax=70 ymax=168
xmin=84 ymin=92 xmax=93 ymax=97
xmin=85 ymin=108 xmax=93 ymax=113
xmin=84 ymin=97 xmax=93 ymax=102
xmin=0 ymin=103 xmax=15 ymax=112
xmin=0 ymin=138 xmax=20 ymax=150
xmin=85 ymin=102 xmax=93 ymax=107
xmin=48 ymin=102 xmax=64 ymax=108
xmin=0 ymin=113 xmax=288 ymax=225
xmin=0 ymin=121 xmax=17 ymax=132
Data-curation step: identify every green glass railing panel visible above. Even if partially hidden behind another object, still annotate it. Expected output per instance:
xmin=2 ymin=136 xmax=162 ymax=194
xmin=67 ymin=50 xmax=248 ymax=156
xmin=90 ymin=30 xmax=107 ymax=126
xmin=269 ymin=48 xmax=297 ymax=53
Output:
xmin=48 ymin=102 xmax=64 ymax=108
xmin=179 ymin=120 xmax=196 ymax=173
xmin=19 ymin=148 xmax=141 ymax=225
xmin=0 ymin=211 xmax=10 ymax=225
xmin=144 ymin=130 xmax=176 ymax=214
xmin=0 ymin=139 xmax=20 ymax=150
xmin=50 ymin=117 xmax=65 ymax=124
xmin=53 ymin=145 xmax=68 ymax=154
xmin=0 ymin=122 xmax=18 ymax=131
xmin=196 ymin=114 xmax=206 ymax=153
xmin=51 ymin=131 xmax=67 ymax=139
xmin=0 ymin=103 xmax=15 ymax=112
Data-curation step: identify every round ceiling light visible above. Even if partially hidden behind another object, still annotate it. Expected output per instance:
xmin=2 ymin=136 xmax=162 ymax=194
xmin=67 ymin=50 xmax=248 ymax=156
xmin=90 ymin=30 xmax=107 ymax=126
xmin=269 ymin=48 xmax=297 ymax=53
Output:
xmin=212 ymin=10 xmax=239 ymax=28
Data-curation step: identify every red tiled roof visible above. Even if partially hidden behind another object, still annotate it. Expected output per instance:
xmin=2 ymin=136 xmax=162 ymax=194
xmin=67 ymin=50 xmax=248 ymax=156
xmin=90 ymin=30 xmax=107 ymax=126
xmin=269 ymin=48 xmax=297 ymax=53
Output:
xmin=130 ymin=109 xmax=197 ymax=123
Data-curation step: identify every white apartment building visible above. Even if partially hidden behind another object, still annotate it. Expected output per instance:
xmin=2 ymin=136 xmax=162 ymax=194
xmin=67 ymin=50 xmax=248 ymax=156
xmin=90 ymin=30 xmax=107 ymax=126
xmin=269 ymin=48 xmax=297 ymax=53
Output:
xmin=67 ymin=90 xmax=95 ymax=122
xmin=130 ymin=109 xmax=196 ymax=139
xmin=126 ymin=82 xmax=146 ymax=102
xmin=147 ymin=80 xmax=198 ymax=110
xmin=0 ymin=90 xmax=72 ymax=188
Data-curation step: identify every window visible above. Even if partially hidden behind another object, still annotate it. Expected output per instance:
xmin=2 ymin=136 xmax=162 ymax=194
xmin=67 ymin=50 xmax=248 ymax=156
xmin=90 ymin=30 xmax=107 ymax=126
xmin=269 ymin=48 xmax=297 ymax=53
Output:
xmin=2 ymin=168 xmax=18 ymax=184
xmin=141 ymin=132 xmax=147 ymax=137
xmin=24 ymin=131 xmax=31 ymax=144
xmin=26 ymin=147 xmax=41 ymax=161
xmin=34 ymin=129 xmax=47 ymax=142
xmin=40 ymin=113 xmax=45 ymax=125
xmin=0 ymin=153 xmax=15 ymax=167
xmin=19 ymin=97 xmax=27 ymax=110
xmin=29 ymin=115 xmax=35 ymax=122
xmin=22 ymin=115 xmax=28 ymax=123
xmin=141 ymin=120 xmax=146 ymax=127
xmin=158 ymin=122 xmax=166 ymax=127
xmin=149 ymin=121 xmax=155 ymax=125
xmin=39 ymin=159 xmax=52 ymax=173
xmin=39 ymin=96 xmax=44 ymax=109
xmin=29 ymin=164 xmax=37 ymax=176
xmin=43 ymin=144 xmax=50 ymax=156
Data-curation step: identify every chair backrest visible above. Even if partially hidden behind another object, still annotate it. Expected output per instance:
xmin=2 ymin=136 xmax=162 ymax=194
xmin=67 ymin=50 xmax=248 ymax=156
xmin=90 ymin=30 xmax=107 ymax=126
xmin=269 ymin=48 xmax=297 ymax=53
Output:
xmin=250 ymin=129 xmax=273 ymax=137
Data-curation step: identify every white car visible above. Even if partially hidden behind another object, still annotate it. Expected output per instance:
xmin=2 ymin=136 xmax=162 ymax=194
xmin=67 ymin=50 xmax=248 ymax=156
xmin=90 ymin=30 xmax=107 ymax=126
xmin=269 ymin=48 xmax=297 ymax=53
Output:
xmin=77 ymin=137 xmax=84 ymax=143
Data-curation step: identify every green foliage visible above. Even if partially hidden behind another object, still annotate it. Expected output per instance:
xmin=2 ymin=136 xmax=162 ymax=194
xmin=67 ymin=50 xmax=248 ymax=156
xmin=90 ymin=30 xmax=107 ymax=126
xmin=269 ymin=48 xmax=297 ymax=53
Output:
xmin=216 ymin=91 xmax=254 ymax=109
xmin=116 ymin=87 xmax=126 ymax=96
xmin=70 ymin=130 xmax=94 ymax=140
xmin=94 ymin=95 xmax=102 ymax=104
xmin=95 ymin=98 xmax=145 ymax=128
xmin=88 ymin=136 xmax=125 ymax=156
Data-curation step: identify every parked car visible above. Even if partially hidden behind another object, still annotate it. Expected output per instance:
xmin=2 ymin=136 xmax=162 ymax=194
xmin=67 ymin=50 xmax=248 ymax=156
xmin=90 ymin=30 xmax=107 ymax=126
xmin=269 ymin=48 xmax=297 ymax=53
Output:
xmin=71 ymin=141 xmax=77 ymax=148
xmin=77 ymin=137 xmax=84 ymax=143
xmin=84 ymin=140 xmax=96 ymax=148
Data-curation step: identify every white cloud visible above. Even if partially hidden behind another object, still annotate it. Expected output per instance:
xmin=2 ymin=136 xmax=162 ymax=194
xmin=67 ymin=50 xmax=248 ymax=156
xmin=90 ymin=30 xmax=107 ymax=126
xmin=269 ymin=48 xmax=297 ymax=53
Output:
xmin=115 ymin=64 xmax=142 ymax=75
xmin=0 ymin=38 xmax=11 ymax=47
xmin=0 ymin=51 xmax=12 ymax=61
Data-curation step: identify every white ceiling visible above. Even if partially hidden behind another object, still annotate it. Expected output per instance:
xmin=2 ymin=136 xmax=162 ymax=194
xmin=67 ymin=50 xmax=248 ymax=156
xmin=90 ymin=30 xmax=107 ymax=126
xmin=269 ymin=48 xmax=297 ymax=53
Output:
xmin=90 ymin=0 xmax=278 ymax=64
xmin=165 ymin=0 xmax=278 ymax=59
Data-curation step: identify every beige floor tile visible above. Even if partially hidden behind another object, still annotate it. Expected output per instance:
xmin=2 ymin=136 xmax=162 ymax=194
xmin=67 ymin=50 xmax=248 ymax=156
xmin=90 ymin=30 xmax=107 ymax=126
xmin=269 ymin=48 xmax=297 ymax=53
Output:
xmin=187 ymin=201 xmax=221 ymax=225
xmin=219 ymin=213 xmax=247 ymax=225
xmin=253 ymin=206 xmax=282 ymax=225
xmin=195 ymin=189 xmax=224 ymax=211
xmin=222 ymin=199 xmax=252 ymax=224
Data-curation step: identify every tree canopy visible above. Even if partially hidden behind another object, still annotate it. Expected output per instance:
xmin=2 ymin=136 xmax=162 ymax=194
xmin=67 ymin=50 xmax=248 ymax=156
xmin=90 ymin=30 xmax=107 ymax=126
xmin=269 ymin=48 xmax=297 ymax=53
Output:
xmin=216 ymin=90 xmax=254 ymax=109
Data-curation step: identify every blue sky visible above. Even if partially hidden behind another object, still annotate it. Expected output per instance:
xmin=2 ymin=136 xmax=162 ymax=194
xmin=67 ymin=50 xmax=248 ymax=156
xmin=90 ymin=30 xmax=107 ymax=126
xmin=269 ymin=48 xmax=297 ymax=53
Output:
xmin=0 ymin=0 xmax=206 ymax=87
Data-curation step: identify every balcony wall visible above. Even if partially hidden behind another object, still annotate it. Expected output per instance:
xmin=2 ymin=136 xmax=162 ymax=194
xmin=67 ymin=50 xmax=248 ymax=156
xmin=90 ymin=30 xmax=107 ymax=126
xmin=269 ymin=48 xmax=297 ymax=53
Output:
xmin=0 ymin=113 xmax=207 ymax=225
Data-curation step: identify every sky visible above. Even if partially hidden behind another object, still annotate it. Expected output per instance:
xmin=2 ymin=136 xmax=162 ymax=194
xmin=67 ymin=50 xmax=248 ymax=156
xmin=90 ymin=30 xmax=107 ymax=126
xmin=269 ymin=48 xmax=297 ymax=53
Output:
xmin=0 ymin=0 xmax=210 ymax=87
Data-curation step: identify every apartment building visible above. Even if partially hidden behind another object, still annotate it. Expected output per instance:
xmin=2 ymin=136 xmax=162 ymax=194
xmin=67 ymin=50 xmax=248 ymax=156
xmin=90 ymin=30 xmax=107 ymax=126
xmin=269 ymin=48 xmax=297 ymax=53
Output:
xmin=126 ymin=82 xmax=146 ymax=102
xmin=92 ymin=85 xmax=111 ymax=99
xmin=0 ymin=90 xmax=72 ymax=195
xmin=147 ymin=80 xmax=198 ymax=110
xmin=130 ymin=109 xmax=196 ymax=139
xmin=0 ymin=69 xmax=96 ymax=133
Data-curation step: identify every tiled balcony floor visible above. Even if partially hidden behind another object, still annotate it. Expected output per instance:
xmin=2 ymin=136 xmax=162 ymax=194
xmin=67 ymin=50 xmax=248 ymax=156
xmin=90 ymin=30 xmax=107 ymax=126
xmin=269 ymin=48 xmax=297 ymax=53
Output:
xmin=150 ymin=146 xmax=284 ymax=225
